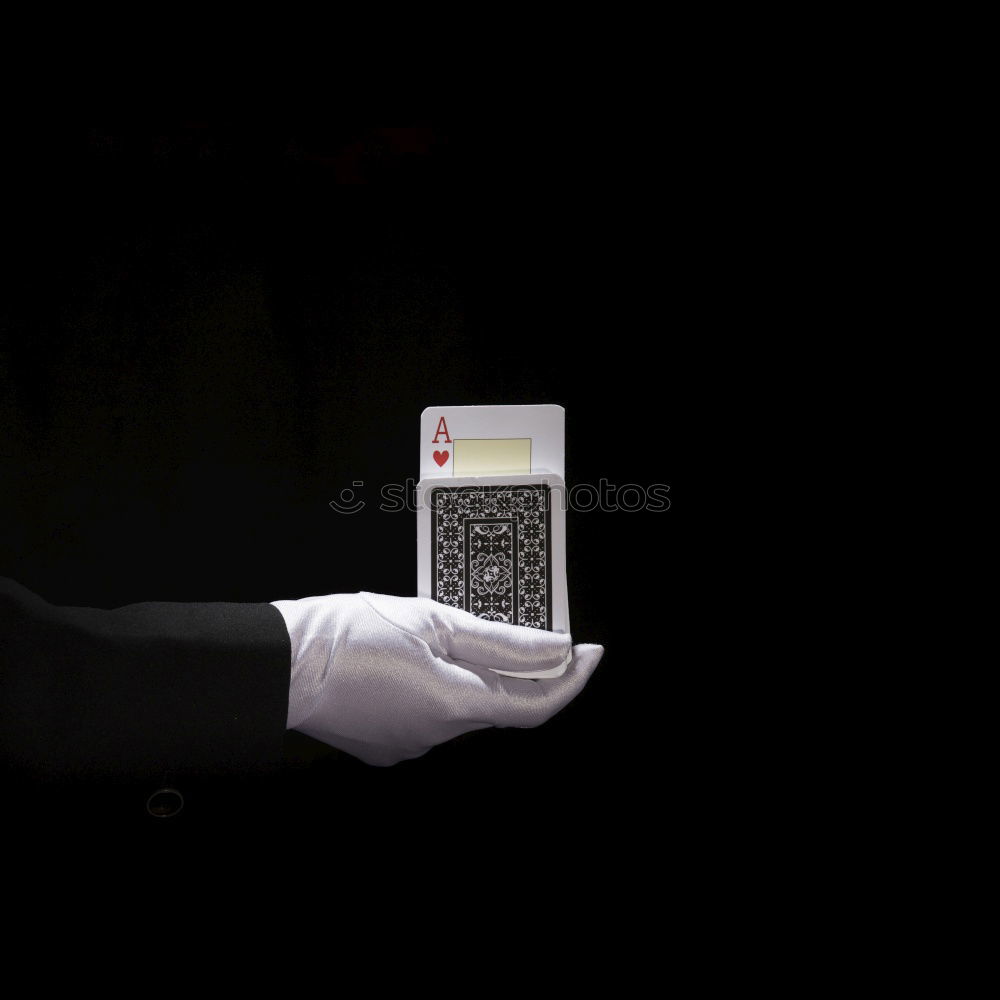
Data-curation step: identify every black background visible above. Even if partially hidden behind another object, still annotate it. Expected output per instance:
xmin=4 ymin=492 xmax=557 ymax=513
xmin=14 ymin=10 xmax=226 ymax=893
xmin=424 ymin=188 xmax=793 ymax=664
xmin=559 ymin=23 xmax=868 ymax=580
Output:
xmin=0 ymin=126 xmax=698 ymax=846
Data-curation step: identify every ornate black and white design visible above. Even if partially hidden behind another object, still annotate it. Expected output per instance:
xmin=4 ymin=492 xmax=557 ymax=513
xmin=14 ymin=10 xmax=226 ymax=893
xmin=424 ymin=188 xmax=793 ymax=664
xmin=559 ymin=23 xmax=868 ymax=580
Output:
xmin=432 ymin=484 xmax=551 ymax=629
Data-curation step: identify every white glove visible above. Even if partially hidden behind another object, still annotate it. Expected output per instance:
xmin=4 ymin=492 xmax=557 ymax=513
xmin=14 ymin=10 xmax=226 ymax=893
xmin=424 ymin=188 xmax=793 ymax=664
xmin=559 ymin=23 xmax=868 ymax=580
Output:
xmin=270 ymin=592 xmax=604 ymax=767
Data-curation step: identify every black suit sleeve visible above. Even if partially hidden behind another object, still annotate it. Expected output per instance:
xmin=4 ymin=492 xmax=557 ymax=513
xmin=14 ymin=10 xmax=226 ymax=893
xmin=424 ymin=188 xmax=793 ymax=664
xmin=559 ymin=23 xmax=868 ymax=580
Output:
xmin=0 ymin=577 xmax=292 ymax=782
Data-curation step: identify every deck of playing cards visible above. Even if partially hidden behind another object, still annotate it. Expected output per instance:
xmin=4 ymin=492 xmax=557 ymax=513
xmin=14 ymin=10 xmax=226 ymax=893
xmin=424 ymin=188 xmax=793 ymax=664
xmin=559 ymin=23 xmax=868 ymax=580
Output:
xmin=417 ymin=405 xmax=569 ymax=677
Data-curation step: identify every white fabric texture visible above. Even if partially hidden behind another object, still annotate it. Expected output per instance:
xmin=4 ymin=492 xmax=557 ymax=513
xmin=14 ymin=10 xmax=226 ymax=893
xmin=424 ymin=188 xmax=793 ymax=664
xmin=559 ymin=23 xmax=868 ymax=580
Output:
xmin=270 ymin=592 xmax=603 ymax=767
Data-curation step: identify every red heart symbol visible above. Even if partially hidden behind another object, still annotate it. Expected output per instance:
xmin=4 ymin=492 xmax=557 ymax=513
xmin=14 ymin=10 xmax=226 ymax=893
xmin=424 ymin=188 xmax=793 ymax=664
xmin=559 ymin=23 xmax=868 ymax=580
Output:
xmin=433 ymin=450 xmax=449 ymax=467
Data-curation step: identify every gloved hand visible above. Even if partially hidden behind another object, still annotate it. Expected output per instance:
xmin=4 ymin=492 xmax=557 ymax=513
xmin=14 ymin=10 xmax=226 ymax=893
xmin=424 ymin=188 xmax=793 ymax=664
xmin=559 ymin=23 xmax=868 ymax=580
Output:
xmin=270 ymin=592 xmax=604 ymax=766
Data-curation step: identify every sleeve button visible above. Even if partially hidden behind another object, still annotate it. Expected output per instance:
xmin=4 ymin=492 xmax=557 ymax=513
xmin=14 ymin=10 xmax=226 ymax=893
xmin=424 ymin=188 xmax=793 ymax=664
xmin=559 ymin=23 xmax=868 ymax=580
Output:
xmin=146 ymin=787 xmax=184 ymax=818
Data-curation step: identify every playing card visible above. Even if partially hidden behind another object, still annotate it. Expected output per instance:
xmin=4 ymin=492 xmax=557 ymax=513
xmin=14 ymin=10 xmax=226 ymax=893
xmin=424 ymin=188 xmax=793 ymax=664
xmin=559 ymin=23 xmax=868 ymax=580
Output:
xmin=431 ymin=482 xmax=552 ymax=630
xmin=417 ymin=472 xmax=570 ymax=677
xmin=420 ymin=405 xmax=565 ymax=481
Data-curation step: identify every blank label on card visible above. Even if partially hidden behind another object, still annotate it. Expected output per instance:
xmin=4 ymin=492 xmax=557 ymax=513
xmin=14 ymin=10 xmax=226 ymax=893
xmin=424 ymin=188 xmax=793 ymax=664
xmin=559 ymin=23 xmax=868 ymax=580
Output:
xmin=431 ymin=484 xmax=551 ymax=629
xmin=452 ymin=438 xmax=531 ymax=476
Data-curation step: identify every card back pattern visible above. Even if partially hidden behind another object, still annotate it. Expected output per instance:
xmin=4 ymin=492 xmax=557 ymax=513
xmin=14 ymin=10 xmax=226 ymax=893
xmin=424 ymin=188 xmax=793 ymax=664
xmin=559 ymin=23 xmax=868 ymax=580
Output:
xmin=431 ymin=484 xmax=551 ymax=629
